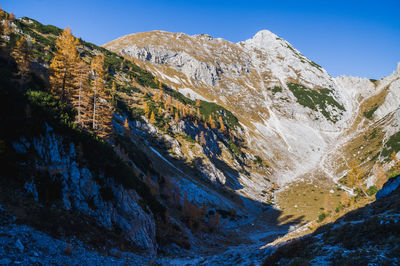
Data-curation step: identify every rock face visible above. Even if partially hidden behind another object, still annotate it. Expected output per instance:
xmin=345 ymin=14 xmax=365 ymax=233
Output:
xmin=12 ymin=125 xmax=157 ymax=254
xmin=105 ymin=30 xmax=400 ymax=190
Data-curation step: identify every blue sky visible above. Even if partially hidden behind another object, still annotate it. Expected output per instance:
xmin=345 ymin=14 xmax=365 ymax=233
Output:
xmin=2 ymin=0 xmax=399 ymax=78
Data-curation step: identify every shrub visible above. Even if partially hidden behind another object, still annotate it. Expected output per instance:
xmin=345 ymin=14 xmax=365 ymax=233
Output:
xmin=318 ymin=212 xmax=327 ymax=223
xmin=367 ymin=186 xmax=378 ymax=196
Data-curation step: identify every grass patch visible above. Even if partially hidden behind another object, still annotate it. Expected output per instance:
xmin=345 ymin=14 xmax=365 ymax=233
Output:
xmin=363 ymin=104 xmax=379 ymax=119
xmin=287 ymin=83 xmax=345 ymax=123
xmin=382 ymin=132 xmax=400 ymax=160
xmin=367 ymin=186 xmax=378 ymax=196
xmin=267 ymin=86 xmax=283 ymax=95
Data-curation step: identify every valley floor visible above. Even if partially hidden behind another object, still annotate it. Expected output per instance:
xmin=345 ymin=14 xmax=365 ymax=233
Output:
xmin=158 ymin=207 xmax=304 ymax=265
xmin=0 ymin=198 xmax=302 ymax=266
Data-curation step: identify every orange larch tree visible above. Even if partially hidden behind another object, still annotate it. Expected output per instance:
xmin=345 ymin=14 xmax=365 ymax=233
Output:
xmin=49 ymin=27 xmax=80 ymax=103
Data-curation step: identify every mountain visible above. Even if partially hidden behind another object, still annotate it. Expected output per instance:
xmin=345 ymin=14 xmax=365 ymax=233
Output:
xmin=105 ymin=30 xmax=400 ymax=210
xmin=1 ymin=6 xmax=400 ymax=264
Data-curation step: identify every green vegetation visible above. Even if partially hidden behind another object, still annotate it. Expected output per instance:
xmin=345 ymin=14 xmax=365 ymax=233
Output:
xmin=367 ymin=185 xmax=378 ymax=196
xmin=176 ymin=133 xmax=196 ymax=143
xmin=25 ymin=90 xmax=165 ymax=217
xmin=114 ymin=95 xmax=145 ymax=123
xmin=381 ymin=131 xmax=400 ymax=160
xmin=287 ymin=83 xmax=345 ymax=122
xmin=228 ymin=139 xmax=242 ymax=157
xmin=318 ymin=212 xmax=327 ymax=222
xmin=20 ymin=17 xmax=63 ymax=35
xmin=199 ymin=100 xmax=239 ymax=129
xmin=253 ymin=155 xmax=263 ymax=166
xmin=267 ymin=86 xmax=283 ymax=95
xmin=309 ymin=60 xmax=323 ymax=71
xmin=363 ymin=104 xmax=379 ymax=119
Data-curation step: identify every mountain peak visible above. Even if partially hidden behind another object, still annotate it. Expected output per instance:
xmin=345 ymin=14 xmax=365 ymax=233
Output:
xmin=240 ymin=29 xmax=286 ymax=50
xmin=253 ymin=29 xmax=279 ymax=40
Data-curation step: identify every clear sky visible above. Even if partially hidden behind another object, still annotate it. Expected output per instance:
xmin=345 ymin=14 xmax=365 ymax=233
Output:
xmin=2 ymin=0 xmax=399 ymax=78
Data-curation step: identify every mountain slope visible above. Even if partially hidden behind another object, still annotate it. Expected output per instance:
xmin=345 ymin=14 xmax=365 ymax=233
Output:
xmin=1 ymin=11 xmax=273 ymax=259
xmin=105 ymin=29 xmax=400 ymax=222
xmin=263 ymin=175 xmax=400 ymax=265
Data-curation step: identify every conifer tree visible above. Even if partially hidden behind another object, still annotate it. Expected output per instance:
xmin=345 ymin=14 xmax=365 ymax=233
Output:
xmin=143 ymin=102 xmax=149 ymax=117
xmin=111 ymin=82 xmax=117 ymax=99
xmin=209 ymin=115 xmax=216 ymax=129
xmin=8 ymin=12 xmax=15 ymax=22
xmin=347 ymin=161 xmax=368 ymax=197
xmin=49 ymin=27 xmax=80 ymax=102
xmin=218 ymin=116 xmax=226 ymax=132
xmin=196 ymin=99 xmax=201 ymax=108
xmin=90 ymin=55 xmax=113 ymax=137
xmin=11 ymin=36 xmax=30 ymax=81
xmin=149 ymin=111 xmax=156 ymax=124
xmin=71 ymin=61 xmax=90 ymax=126
xmin=174 ymin=111 xmax=179 ymax=123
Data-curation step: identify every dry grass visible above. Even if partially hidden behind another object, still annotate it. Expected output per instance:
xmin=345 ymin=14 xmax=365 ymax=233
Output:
xmin=275 ymin=175 xmax=347 ymax=222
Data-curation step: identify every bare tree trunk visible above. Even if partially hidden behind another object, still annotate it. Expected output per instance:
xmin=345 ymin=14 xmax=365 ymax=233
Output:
xmin=92 ymin=77 xmax=97 ymax=130
xmin=78 ymin=76 xmax=82 ymax=123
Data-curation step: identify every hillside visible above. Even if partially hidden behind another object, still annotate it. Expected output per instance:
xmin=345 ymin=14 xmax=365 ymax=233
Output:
xmin=263 ymin=175 xmax=400 ymax=265
xmin=105 ymin=30 xmax=400 ymax=221
xmin=1 ymin=6 xmax=400 ymax=265
xmin=0 ymin=9 xmax=276 ymax=262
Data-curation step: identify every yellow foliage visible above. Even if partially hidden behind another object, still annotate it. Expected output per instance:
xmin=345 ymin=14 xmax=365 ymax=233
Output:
xmin=49 ymin=27 xmax=80 ymax=102
xmin=12 ymin=36 xmax=30 ymax=81
xmin=149 ymin=111 xmax=156 ymax=124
